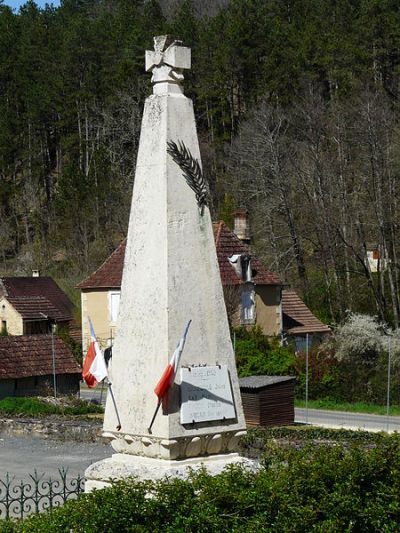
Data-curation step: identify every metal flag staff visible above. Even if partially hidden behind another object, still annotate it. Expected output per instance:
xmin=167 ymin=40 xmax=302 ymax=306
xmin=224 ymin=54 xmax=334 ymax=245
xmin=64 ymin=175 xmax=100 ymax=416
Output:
xmin=104 ymin=330 xmax=121 ymax=431
xmin=103 ymin=332 xmax=121 ymax=432
xmin=148 ymin=319 xmax=192 ymax=433
xmin=107 ymin=379 xmax=122 ymax=431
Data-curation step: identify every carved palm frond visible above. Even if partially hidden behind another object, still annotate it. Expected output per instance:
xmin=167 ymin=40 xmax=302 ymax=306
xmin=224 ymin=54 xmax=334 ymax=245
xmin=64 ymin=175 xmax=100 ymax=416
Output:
xmin=167 ymin=140 xmax=210 ymax=215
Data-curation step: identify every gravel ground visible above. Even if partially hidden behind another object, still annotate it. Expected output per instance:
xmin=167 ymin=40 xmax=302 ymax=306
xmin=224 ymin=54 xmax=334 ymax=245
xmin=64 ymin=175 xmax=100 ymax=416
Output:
xmin=0 ymin=435 xmax=111 ymax=482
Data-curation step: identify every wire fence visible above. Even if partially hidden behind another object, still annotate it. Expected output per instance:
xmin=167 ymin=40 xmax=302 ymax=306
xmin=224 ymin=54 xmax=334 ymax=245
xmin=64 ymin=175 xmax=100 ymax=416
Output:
xmin=0 ymin=468 xmax=84 ymax=520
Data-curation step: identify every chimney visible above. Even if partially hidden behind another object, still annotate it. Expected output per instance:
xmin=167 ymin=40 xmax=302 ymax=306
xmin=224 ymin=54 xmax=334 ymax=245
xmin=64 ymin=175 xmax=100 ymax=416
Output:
xmin=32 ymin=269 xmax=40 ymax=278
xmin=233 ymin=209 xmax=250 ymax=243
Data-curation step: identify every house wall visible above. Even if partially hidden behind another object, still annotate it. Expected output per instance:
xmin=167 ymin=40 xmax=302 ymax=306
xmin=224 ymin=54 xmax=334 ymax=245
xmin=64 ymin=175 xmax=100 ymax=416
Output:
xmin=228 ymin=285 xmax=282 ymax=337
xmin=0 ymin=379 xmax=15 ymax=399
xmin=254 ymin=285 xmax=282 ymax=337
xmin=0 ymin=297 xmax=23 ymax=335
xmin=80 ymin=285 xmax=282 ymax=351
xmin=54 ymin=374 xmax=80 ymax=395
xmin=81 ymin=289 xmax=116 ymax=353
xmin=0 ymin=374 xmax=80 ymax=400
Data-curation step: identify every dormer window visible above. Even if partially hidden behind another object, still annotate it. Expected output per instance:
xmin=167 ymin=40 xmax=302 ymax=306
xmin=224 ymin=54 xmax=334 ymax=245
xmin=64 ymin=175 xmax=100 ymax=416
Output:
xmin=229 ymin=254 xmax=252 ymax=282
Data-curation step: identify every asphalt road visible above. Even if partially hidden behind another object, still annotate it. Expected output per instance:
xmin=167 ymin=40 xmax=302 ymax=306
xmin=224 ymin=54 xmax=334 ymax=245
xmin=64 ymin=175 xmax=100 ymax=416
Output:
xmin=295 ymin=407 xmax=400 ymax=432
xmin=0 ymin=435 xmax=111 ymax=481
xmin=80 ymin=386 xmax=400 ymax=433
xmin=80 ymin=385 xmax=106 ymax=405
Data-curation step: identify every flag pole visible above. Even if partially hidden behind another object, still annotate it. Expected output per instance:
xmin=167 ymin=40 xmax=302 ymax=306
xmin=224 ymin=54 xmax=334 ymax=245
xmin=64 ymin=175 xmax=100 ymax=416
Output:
xmin=99 ymin=379 xmax=105 ymax=404
xmin=107 ymin=381 xmax=122 ymax=431
xmin=148 ymin=400 xmax=162 ymax=434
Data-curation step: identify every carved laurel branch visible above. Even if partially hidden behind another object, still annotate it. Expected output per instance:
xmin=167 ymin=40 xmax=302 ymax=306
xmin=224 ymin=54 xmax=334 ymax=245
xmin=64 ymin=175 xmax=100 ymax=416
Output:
xmin=167 ymin=140 xmax=210 ymax=215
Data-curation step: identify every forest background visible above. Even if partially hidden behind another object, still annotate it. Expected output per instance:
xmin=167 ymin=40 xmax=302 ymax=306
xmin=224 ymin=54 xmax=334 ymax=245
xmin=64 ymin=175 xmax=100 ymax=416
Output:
xmin=1 ymin=0 xmax=400 ymax=329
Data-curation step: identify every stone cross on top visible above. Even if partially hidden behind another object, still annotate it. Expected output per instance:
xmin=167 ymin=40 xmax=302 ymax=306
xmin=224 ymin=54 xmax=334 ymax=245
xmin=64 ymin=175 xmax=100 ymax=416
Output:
xmin=145 ymin=35 xmax=191 ymax=95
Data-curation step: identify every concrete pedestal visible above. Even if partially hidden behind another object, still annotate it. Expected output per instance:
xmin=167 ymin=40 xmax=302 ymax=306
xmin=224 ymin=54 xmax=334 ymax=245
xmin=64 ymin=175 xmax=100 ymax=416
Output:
xmin=85 ymin=452 xmax=258 ymax=492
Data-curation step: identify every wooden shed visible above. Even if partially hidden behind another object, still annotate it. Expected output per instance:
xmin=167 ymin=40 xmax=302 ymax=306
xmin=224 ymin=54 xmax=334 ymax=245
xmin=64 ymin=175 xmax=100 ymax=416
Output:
xmin=0 ymin=334 xmax=81 ymax=399
xmin=239 ymin=375 xmax=296 ymax=428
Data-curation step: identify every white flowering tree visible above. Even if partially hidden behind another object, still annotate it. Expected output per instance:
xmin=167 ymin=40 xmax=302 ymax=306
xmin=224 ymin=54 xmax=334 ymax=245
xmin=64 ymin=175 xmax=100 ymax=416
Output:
xmin=335 ymin=313 xmax=400 ymax=364
xmin=332 ymin=313 xmax=400 ymax=402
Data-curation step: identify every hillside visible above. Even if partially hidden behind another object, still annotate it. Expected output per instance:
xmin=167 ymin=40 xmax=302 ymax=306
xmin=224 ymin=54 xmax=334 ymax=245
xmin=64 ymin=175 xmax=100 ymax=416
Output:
xmin=1 ymin=0 xmax=400 ymax=323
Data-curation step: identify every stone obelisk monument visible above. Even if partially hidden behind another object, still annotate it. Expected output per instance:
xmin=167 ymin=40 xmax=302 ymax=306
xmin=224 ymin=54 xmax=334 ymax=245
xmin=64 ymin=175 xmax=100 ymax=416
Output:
xmin=85 ymin=36 xmax=249 ymax=490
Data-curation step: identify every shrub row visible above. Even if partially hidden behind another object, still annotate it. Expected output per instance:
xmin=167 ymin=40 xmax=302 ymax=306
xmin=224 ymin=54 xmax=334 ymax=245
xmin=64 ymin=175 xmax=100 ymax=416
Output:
xmin=3 ymin=434 xmax=400 ymax=532
xmin=0 ymin=397 xmax=103 ymax=417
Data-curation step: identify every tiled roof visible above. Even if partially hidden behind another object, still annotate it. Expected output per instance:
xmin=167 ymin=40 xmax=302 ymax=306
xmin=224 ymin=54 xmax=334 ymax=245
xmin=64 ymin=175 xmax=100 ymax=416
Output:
xmin=68 ymin=324 xmax=82 ymax=344
xmin=6 ymin=296 xmax=67 ymax=321
xmin=0 ymin=277 xmax=74 ymax=321
xmin=282 ymin=289 xmax=331 ymax=334
xmin=77 ymin=240 xmax=126 ymax=289
xmin=0 ymin=334 xmax=81 ymax=379
xmin=213 ymin=222 xmax=282 ymax=286
xmin=77 ymin=223 xmax=281 ymax=289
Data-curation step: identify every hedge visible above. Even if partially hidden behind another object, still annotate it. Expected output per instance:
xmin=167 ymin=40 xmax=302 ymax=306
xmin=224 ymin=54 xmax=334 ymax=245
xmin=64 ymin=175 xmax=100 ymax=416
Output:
xmin=0 ymin=397 xmax=103 ymax=417
xmin=3 ymin=434 xmax=400 ymax=532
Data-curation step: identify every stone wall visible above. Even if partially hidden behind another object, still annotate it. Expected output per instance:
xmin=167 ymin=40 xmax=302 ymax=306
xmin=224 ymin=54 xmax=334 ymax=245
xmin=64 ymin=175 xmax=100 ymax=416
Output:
xmin=0 ymin=417 xmax=106 ymax=443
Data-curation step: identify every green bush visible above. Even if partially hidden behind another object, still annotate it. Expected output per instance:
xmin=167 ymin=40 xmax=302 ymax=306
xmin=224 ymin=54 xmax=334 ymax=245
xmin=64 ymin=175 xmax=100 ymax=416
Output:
xmin=5 ymin=435 xmax=400 ymax=532
xmin=0 ymin=397 xmax=103 ymax=417
xmin=56 ymin=326 xmax=83 ymax=366
xmin=241 ymin=426 xmax=388 ymax=448
xmin=234 ymin=327 xmax=296 ymax=377
xmin=294 ymin=345 xmax=343 ymax=400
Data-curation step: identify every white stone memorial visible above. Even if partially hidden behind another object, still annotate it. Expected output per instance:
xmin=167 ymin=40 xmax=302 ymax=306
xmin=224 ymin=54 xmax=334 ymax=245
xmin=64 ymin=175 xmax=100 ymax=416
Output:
xmin=85 ymin=36 xmax=252 ymax=491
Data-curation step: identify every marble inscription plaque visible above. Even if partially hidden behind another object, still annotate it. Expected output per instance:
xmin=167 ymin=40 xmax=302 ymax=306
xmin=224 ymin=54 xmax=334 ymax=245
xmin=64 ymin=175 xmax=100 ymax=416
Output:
xmin=180 ymin=365 xmax=236 ymax=424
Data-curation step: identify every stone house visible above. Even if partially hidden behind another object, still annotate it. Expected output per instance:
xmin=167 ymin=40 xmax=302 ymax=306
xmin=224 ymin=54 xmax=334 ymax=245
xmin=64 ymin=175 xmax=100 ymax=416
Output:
xmin=77 ymin=212 xmax=330 ymax=351
xmin=0 ymin=276 xmax=74 ymax=335
xmin=0 ymin=334 xmax=81 ymax=399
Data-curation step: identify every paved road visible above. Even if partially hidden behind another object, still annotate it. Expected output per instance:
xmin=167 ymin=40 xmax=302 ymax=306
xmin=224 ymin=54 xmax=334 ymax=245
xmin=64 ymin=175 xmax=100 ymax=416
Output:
xmin=295 ymin=407 xmax=400 ymax=432
xmin=81 ymin=385 xmax=400 ymax=433
xmin=0 ymin=436 xmax=111 ymax=481
xmin=80 ymin=385 xmax=106 ymax=405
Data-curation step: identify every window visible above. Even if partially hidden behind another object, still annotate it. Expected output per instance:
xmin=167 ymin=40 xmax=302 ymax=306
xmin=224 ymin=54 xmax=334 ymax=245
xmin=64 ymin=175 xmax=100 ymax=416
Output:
xmin=109 ymin=291 xmax=121 ymax=324
xmin=240 ymin=284 xmax=255 ymax=325
xmin=23 ymin=321 xmax=48 ymax=335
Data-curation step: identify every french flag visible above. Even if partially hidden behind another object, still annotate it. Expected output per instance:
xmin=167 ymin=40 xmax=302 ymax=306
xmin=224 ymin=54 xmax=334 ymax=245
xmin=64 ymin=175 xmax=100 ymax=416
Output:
xmin=154 ymin=320 xmax=192 ymax=403
xmin=82 ymin=318 xmax=108 ymax=388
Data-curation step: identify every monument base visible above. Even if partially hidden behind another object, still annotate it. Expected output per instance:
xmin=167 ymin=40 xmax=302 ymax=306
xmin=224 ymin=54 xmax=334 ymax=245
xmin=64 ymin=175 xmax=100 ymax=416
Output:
xmin=85 ymin=453 xmax=258 ymax=492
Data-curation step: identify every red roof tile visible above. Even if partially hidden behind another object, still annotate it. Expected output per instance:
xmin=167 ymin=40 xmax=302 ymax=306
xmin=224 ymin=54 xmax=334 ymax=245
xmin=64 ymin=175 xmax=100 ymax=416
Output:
xmin=6 ymin=296 xmax=68 ymax=321
xmin=0 ymin=277 xmax=74 ymax=321
xmin=0 ymin=335 xmax=81 ymax=379
xmin=77 ymin=241 xmax=126 ymax=289
xmin=77 ymin=223 xmax=281 ymax=289
xmin=282 ymin=289 xmax=331 ymax=335
xmin=68 ymin=325 xmax=82 ymax=345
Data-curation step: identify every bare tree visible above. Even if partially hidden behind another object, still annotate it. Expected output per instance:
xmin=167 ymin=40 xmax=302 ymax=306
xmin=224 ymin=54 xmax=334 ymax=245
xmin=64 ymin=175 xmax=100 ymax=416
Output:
xmin=223 ymin=284 xmax=241 ymax=327
xmin=228 ymin=100 xmax=307 ymax=292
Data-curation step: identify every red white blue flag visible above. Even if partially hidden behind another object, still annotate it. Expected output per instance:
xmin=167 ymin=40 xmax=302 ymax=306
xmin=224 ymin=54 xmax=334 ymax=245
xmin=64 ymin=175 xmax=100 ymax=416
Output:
xmin=154 ymin=320 xmax=192 ymax=402
xmin=82 ymin=318 xmax=108 ymax=388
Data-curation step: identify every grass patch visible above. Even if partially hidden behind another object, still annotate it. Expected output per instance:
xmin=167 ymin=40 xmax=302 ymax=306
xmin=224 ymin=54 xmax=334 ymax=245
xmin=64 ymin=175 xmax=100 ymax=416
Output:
xmin=295 ymin=398 xmax=400 ymax=415
xmin=0 ymin=397 xmax=104 ymax=417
